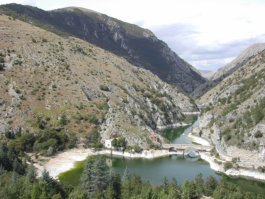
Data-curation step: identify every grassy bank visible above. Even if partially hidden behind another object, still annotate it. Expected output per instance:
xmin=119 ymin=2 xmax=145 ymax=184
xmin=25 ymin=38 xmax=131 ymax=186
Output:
xmin=58 ymin=160 xmax=85 ymax=186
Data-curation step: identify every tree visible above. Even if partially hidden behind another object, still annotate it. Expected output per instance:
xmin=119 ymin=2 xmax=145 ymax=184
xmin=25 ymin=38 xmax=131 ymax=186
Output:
xmin=80 ymin=157 xmax=94 ymax=196
xmin=106 ymin=173 xmax=121 ymax=199
xmin=183 ymin=180 xmax=199 ymax=199
xmin=162 ymin=177 xmax=169 ymax=194
xmin=92 ymin=156 xmax=110 ymax=193
xmin=121 ymin=176 xmax=131 ymax=199
xmin=26 ymin=164 xmax=37 ymax=183
xmin=40 ymin=169 xmax=53 ymax=186
xmin=59 ymin=113 xmax=68 ymax=126
xmin=204 ymin=176 xmax=218 ymax=196
xmin=195 ymin=173 xmax=204 ymax=196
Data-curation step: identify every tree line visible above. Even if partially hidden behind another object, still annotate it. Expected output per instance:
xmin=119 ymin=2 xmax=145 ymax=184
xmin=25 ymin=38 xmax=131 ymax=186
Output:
xmin=1 ymin=150 xmax=264 ymax=199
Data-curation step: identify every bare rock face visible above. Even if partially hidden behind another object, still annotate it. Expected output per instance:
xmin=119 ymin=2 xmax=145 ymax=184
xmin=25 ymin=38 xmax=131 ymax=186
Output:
xmin=0 ymin=4 xmax=205 ymax=94
xmin=196 ymin=43 xmax=265 ymax=164
xmin=211 ymin=43 xmax=265 ymax=81
xmin=192 ymin=43 xmax=265 ymax=98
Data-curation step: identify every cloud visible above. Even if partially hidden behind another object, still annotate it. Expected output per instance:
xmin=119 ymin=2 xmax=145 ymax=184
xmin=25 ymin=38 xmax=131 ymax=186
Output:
xmin=153 ymin=23 xmax=265 ymax=71
xmin=1 ymin=0 xmax=265 ymax=72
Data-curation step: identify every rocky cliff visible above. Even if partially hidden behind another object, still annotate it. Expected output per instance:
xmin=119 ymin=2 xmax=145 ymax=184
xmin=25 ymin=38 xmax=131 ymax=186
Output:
xmin=0 ymin=4 xmax=205 ymax=94
xmin=194 ymin=44 xmax=265 ymax=164
xmin=192 ymin=43 xmax=265 ymax=98
xmin=0 ymin=15 xmax=198 ymax=148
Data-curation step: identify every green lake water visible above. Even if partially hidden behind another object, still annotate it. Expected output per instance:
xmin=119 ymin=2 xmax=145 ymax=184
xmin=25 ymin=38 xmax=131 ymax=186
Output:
xmin=59 ymin=117 xmax=265 ymax=194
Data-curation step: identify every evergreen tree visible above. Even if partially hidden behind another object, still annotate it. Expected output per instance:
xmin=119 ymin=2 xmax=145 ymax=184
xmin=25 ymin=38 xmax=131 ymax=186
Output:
xmin=80 ymin=157 xmax=94 ymax=196
xmin=26 ymin=164 xmax=37 ymax=183
xmin=31 ymin=182 xmax=41 ymax=199
xmin=105 ymin=173 xmax=121 ymax=199
xmin=92 ymin=156 xmax=109 ymax=193
xmin=162 ymin=177 xmax=169 ymax=194
xmin=121 ymin=175 xmax=131 ymax=199
xmin=68 ymin=187 xmax=87 ymax=199
xmin=204 ymin=176 xmax=218 ymax=196
xmin=40 ymin=169 xmax=53 ymax=189
xmin=195 ymin=173 xmax=204 ymax=196
xmin=183 ymin=180 xmax=198 ymax=199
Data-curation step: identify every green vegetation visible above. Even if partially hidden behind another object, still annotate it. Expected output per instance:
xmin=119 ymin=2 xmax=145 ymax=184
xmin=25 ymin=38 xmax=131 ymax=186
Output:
xmin=224 ymin=162 xmax=233 ymax=171
xmin=1 ymin=144 xmax=265 ymax=199
xmin=220 ymin=96 xmax=265 ymax=148
xmin=57 ymin=156 xmax=265 ymax=199
xmin=0 ymin=52 xmax=5 ymax=70
xmin=5 ymin=115 xmax=77 ymax=156
xmin=255 ymin=130 xmax=263 ymax=138
xmin=111 ymin=137 xmax=126 ymax=148
xmin=7 ymin=128 xmax=76 ymax=156
xmin=99 ymin=85 xmax=110 ymax=91
xmin=160 ymin=126 xmax=187 ymax=142
xmin=84 ymin=129 xmax=103 ymax=149
xmin=58 ymin=160 xmax=85 ymax=186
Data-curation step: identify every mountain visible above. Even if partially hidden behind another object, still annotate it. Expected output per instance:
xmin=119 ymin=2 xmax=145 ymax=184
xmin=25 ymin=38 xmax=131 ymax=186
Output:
xmin=0 ymin=14 xmax=198 ymax=149
xmin=199 ymin=70 xmax=214 ymax=79
xmin=192 ymin=43 xmax=265 ymax=98
xmin=193 ymin=44 xmax=265 ymax=164
xmin=0 ymin=4 xmax=206 ymax=94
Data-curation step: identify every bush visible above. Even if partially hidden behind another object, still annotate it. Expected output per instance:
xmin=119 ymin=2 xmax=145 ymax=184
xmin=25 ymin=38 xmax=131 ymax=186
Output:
xmin=133 ymin=145 xmax=142 ymax=153
xmin=254 ymin=130 xmax=263 ymax=138
xmin=224 ymin=162 xmax=233 ymax=171
xmin=100 ymin=85 xmax=109 ymax=91
xmin=112 ymin=137 xmax=126 ymax=148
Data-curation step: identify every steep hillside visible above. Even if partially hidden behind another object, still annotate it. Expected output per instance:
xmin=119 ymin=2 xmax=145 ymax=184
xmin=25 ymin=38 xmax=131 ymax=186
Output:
xmin=0 ymin=15 xmax=198 ymax=151
xmin=193 ymin=46 xmax=265 ymax=164
xmin=199 ymin=70 xmax=214 ymax=79
xmin=192 ymin=43 xmax=265 ymax=98
xmin=0 ymin=4 xmax=206 ymax=94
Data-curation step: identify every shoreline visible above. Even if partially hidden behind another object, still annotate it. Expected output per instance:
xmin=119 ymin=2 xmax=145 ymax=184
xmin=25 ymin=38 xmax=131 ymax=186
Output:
xmin=35 ymin=145 xmax=265 ymax=183
xmin=35 ymin=132 xmax=265 ymax=183
xmin=190 ymin=133 xmax=265 ymax=182
xmin=35 ymin=148 xmax=183 ymax=179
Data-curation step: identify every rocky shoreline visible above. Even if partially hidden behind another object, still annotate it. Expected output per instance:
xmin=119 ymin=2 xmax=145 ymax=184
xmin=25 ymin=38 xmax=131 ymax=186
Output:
xmin=190 ymin=133 xmax=265 ymax=182
xmin=35 ymin=131 xmax=265 ymax=182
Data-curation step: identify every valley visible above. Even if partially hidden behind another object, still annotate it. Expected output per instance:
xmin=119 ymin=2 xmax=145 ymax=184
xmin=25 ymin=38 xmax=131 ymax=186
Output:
xmin=0 ymin=3 xmax=264 ymax=199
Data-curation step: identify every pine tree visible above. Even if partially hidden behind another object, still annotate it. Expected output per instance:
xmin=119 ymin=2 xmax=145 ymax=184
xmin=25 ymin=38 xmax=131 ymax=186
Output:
xmin=92 ymin=156 xmax=109 ymax=193
xmin=80 ymin=157 xmax=95 ymax=196
xmin=40 ymin=169 xmax=53 ymax=188
xmin=121 ymin=175 xmax=131 ymax=199
xmin=162 ymin=177 xmax=169 ymax=194
xmin=204 ymin=176 xmax=218 ymax=196
xmin=26 ymin=164 xmax=37 ymax=183
xmin=106 ymin=173 xmax=121 ymax=199
xmin=195 ymin=173 xmax=204 ymax=196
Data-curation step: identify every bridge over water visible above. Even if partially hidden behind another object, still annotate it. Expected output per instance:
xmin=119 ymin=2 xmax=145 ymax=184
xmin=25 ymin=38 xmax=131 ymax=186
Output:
xmin=162 ymin=144 xmax=213 ymax=152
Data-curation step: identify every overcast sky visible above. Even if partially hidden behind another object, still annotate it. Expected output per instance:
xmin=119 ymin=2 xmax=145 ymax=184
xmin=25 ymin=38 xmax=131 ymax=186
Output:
xmin=1 ymin=0 xmax=265 ymax=71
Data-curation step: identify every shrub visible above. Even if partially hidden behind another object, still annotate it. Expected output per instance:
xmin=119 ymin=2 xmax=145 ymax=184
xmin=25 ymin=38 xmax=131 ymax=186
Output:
xmin=134 ymin=145 xmax=142 ymax=153
xmin=100 ymin=85 xmax=109 ymax=91
xmin=112 ymin=137 xmax=126 ymax=148
xmin=0 ymin=57 xmax=4 ymax=63
xmin=224 ymin=162 xmax=233 ymax=171
xmin=254 ymin=130 xmax=263 ymax=138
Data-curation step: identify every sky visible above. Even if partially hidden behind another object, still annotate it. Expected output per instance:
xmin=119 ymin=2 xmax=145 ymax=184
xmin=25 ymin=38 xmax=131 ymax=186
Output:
xmin=1 ymin=0 xmax=265 ymax=71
